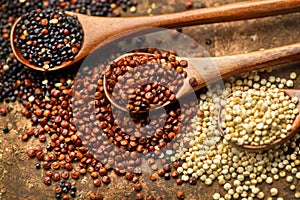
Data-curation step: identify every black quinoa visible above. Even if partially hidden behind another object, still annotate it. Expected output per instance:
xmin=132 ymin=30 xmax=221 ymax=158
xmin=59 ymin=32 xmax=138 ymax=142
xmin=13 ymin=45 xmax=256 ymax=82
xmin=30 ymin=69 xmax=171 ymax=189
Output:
xmin=2 ymin=126 xmax=9 ymax=134
xmin=14 ymin=9 xmax=83 ymax=70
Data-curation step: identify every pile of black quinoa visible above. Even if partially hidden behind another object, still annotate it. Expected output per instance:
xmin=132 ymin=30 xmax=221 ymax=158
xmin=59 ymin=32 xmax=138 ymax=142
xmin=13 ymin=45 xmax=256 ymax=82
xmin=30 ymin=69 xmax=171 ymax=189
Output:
xmin=14 ymin=9 xmax=83 ymax=70
xmin=0 ymin=0 xmax=138 ymax=102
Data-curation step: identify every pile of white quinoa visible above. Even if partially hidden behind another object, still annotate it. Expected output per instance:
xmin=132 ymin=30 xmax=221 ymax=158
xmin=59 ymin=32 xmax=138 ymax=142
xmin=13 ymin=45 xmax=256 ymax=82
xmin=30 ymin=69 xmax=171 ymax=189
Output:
xmin=172 ymin=70 xmax=300 ymax=199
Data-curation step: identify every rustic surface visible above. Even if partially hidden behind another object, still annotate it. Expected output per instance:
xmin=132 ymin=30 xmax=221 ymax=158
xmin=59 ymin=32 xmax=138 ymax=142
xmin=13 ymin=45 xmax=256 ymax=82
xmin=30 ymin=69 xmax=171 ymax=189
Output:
xmin=1 ymin=0 xmax=300 ymax=199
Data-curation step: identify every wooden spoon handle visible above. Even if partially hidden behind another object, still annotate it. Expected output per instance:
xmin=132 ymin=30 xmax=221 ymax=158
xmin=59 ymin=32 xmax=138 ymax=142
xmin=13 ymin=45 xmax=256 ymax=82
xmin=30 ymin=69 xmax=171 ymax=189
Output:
xmin=123 ymin=0 xmax=300 ymax=29
xmin=213 ymin=42 xmax=300 ymax=77
xmin=186 ymin=42 xmax=300 ymax=90
xmin=76 ymin=0 xmax=300 ymax=65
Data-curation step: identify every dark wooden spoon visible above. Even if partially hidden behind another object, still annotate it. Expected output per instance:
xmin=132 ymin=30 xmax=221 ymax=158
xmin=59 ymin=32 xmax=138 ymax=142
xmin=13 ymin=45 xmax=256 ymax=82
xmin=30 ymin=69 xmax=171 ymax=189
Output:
xmin=218 ymin=89 xmax=300 ymax=151
xmin=103 ymin=42 xmax=300 ymax=113
xmin=10 ymin=0 xmax=300 ymax=71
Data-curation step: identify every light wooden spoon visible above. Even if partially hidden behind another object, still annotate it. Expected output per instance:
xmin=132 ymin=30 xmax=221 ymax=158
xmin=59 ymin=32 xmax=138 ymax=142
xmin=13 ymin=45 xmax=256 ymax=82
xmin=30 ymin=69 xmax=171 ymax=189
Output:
xmin=218 ymin=89 xmax=300 ymax=151
xmin=103 ymin=42 xmax=300 ymax=113
xmin=10 ymin=0 xmax=300 ymax=71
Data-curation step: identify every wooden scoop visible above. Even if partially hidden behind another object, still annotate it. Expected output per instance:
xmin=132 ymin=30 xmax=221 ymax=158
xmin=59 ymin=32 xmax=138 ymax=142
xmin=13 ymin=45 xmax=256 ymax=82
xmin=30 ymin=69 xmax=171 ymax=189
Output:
xmin=218 ymin=89 xmax=300 ymax=151
xmin=103 ymin=42 xmax=300 ymax=113
xmin=10 ymin=0 xmax=300 ymax=71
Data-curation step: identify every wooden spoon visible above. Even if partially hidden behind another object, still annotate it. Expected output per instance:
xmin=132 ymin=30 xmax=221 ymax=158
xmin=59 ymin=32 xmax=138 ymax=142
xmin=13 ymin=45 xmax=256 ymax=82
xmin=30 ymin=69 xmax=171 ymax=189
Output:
xmin=10 ymin=0 xmax=300 ymax=71
xmin=218 ymin=89 xmax=300 ymax=151
xmin=103 ymin=42 xmax=300 ymax=113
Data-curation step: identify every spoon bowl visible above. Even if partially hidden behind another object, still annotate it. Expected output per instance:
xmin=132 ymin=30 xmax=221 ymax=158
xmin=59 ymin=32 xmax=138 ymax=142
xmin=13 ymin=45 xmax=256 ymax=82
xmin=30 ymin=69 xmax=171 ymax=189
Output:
xmin=10 ymin=0 xmax=300 ymax=71
xmin=103 ymin=42 xmax=300 ymax=113
xmin=10 ymin=13 xmax=77 ymax=72
xmin=218 ymin=89 xmax=300 ymax=151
